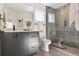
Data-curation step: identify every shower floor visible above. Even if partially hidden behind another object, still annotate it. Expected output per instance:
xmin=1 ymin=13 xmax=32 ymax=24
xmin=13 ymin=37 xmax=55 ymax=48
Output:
xmin=52 ymin=43 xmax=79 ymax=56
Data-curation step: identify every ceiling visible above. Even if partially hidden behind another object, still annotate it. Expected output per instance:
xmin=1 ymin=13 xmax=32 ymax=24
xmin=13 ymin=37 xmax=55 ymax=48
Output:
xmin=4 ymin=3 xmax=68 ymax=12
xmin=42 ymin=3 xmax=68 ymax=9
xmin=4 ymin=3 xmax=34 ymax=12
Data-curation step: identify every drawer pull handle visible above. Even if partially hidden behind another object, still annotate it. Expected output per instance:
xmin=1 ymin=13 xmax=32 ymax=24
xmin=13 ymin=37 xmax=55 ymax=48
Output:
xmin=32 ymin=36 xmax=35 ymax=37
xmin=32 ymin=47 xmax=35 ymax=48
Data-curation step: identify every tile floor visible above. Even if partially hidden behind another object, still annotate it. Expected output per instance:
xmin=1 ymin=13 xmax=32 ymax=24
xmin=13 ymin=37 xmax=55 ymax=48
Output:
xmin=61 ymin=44 xmax=79 ymax=56
xmin=52 ymin=43 xmax=79 ymax=56
xmin=33 ymin=45 xmax=76 ymax=56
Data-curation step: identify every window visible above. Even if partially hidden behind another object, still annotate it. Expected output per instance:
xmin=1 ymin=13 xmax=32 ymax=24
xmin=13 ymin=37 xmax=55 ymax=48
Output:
xmin=48 ymin=13 xmax=55 ymax=23
xmin=35 ymin=10 xmax=45 ymax=22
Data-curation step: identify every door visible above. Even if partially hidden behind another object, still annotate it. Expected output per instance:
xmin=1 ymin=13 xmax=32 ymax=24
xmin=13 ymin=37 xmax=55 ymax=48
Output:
xmin=16 ymin=32 xmax=28 ymax=56
xmin=1 ymin=32 xmax=16 ymax=56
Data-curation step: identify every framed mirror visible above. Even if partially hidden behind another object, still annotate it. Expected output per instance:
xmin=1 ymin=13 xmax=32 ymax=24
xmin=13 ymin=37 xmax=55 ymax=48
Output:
xmin=17 ymin=18 xmax=23 ymax=27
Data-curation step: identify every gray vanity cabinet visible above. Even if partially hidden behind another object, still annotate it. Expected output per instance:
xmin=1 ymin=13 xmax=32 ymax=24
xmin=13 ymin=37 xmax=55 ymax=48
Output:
xmin=16 ymin=32 xmax=28 ymax=56
xmin=16 ymin=32 xmax=40 ymax=55
xmin=27 ymin=32 xmax=39 ymax=54
xmin=0 ymin=31 xmax=1 ymax=56
xmin=1 ymin=32 xmax=16 ymax=56
xmin=1 ymin=32 xmax=39 ymax=56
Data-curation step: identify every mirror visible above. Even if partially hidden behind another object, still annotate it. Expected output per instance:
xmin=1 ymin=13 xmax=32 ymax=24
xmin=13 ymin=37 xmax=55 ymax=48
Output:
xmin=3 ymin=3 xmax=34 ymax=30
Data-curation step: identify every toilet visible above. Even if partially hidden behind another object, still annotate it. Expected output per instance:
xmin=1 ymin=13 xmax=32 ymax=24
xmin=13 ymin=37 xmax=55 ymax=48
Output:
xmin=41 ymin=39 xmax=51 ymax=52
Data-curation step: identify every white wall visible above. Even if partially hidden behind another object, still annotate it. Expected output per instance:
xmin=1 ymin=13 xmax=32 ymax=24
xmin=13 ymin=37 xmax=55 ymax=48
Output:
xmin=32 ymin=4 xmax=46 ymax=40
xmin=2 ymin=3 xmax=46 ymax=40
xmin=4 ymin=6 xmax=34 ymax=30
xmin=0 ymin=3 xmax=4 ymax=29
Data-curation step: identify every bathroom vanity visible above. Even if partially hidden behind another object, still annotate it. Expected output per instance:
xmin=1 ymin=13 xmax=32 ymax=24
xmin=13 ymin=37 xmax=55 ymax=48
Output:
xmin=1 ymin=31 xmax=40 ymax=56
xmin=0 ymin=31 xmax=1 ymax=56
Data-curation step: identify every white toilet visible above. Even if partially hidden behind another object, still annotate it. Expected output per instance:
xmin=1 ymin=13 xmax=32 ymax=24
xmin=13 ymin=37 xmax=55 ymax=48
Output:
xmin=41 ymin=39 xmax=51 ymax=52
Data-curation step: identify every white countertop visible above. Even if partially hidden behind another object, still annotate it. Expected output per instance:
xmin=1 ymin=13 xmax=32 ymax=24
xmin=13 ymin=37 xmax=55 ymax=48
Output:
xmin=0 ymin=28 xmax=43 ymax=32
xmin=4 ymin=30 xmax=40 ymax=32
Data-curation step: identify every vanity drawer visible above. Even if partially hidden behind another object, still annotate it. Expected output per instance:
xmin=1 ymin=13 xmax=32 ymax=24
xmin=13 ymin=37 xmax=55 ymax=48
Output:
xmin=28 ymin=32 xmax=39 ymax=38
xmin=28 ymin=46 xmax=39 ymax=54
xmin=28 ymin=42 xmax=39 ymax=48
xmin=28 ymin=37 xmax=39 ymax=43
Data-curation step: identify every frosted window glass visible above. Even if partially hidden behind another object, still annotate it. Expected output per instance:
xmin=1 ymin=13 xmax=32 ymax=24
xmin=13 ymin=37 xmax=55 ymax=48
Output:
xmin=35 ymin=10 xmax=44 ymax=22
xmin=48 ymin=13 xmax=55 ymax=22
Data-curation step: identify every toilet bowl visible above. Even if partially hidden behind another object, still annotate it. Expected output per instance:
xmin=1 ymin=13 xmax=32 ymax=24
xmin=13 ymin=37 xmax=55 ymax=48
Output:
xmin=41 ymin=39 xmax=51 ymax=52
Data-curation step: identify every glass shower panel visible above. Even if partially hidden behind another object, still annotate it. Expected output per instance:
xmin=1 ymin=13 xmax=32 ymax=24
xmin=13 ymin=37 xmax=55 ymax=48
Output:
xmin=48 ymin=13 xmax=56 ymax=41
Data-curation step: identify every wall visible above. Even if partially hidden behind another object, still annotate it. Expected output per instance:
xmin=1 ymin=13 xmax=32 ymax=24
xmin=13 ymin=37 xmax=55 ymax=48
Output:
xmin=33 ymin=4 xmax=46 ymax=40
xmin=46 ymin=6 xmax=56 ymax=41
xmin=4 ymin=6 xmax=34 ymax=30
xmin=1 ymin=3 xmax=46 ymax=40
xmin=56 ymin=4 xmax=79 ymax=48
xmin=0 ymin=3 xmax=4 ymax=29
